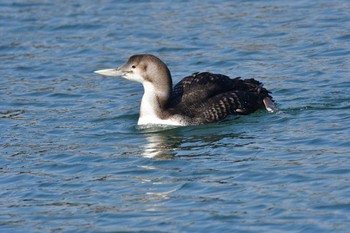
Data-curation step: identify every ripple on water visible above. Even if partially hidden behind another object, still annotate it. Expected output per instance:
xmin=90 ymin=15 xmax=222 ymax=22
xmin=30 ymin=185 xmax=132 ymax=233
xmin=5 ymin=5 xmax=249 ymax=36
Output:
xmin=1 ymin=0 xmax=350 ymax=232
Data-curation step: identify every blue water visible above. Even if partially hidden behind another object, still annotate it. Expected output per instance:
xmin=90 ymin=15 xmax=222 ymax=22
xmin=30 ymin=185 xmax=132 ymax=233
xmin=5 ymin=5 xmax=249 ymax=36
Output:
xmin=1 ymin=0 xmax=350 ymax=232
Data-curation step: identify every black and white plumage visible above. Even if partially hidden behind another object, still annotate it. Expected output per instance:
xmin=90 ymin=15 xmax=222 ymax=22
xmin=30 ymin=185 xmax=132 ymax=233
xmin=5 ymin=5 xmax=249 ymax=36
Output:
xmin=94 ymin=54 xmax=276 ymax=126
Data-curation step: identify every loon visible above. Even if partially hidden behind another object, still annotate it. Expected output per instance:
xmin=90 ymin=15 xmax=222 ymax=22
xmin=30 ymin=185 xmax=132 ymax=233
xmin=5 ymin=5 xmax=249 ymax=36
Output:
xmin=94 ymin=54 xmax=276 ymax=126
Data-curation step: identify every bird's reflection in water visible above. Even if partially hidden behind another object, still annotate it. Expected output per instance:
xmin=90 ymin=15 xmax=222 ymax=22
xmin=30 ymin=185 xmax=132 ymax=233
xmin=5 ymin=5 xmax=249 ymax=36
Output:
xmin=139 ymin=121 xmax=251 ymax=159
xmin=141 ymin=127 xmax=179 ymax=159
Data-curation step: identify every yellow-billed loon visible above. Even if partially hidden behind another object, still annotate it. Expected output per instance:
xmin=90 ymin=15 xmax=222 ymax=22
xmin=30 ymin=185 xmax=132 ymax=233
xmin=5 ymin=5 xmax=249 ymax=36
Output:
xmin=94 ymin=54 xmax=276 ymax=126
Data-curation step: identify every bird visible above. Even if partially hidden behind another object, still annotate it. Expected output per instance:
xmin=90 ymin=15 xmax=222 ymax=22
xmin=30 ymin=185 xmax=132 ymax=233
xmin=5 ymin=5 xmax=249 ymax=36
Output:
xmin=94 ymin=54 xmax=276 ymax=126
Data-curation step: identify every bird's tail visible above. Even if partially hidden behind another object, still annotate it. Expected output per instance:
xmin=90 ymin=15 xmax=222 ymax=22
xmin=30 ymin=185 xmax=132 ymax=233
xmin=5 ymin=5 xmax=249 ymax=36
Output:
xmin=263 ymin=97 xmax=277 ymax=112
xmin=234 ymin=78 xmax=277 ymax=112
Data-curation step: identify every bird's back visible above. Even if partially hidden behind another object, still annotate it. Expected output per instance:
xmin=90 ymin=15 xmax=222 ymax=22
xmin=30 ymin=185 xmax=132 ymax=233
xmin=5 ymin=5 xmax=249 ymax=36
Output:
xmin=167 ymin=72 xmax=274 ymax=124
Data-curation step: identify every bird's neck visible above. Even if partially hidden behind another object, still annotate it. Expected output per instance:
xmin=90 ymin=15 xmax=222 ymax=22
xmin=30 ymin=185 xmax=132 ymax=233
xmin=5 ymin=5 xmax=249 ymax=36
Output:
xmin=138 ymin=81 xmax=172 ymax=125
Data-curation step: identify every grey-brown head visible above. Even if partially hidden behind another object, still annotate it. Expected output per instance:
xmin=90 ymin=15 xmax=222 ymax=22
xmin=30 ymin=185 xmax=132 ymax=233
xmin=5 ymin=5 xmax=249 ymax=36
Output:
xmin=94 ymin=54 xmax=172 ymax=88
xmin=94 ymin=54 xmax=174 ymax=123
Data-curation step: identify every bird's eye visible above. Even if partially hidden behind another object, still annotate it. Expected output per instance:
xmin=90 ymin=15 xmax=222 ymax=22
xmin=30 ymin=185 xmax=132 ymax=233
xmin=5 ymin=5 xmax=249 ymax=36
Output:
xmin=131 ymin=65 xmax=136 ymax=69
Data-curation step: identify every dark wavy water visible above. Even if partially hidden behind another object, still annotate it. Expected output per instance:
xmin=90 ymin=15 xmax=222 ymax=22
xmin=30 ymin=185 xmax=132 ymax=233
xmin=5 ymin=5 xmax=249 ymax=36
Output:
xmin=1 ymin=0 xmax=350 ymax=232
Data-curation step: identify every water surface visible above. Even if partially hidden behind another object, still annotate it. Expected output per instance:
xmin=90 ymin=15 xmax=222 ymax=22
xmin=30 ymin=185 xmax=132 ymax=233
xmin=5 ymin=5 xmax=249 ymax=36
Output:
xmin=1 ymin=0 xmax=350 ymax=232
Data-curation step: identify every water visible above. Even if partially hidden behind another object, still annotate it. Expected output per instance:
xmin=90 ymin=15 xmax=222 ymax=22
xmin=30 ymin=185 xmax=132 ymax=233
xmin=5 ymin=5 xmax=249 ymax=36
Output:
xmin=1 ymin=0 xmax=350 ymax=232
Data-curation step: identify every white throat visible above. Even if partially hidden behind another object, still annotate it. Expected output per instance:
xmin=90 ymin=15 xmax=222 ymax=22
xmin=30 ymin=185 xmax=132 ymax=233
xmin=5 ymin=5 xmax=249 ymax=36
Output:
xmin=137 ymin=81 xmax=183 ymax=126
xmin=138 ymin=82 xmax=160 ymax=123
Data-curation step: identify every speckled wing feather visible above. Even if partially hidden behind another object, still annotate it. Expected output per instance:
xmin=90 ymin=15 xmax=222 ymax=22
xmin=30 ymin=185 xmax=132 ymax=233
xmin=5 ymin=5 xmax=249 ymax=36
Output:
xmin=168 ymin=72 xmax=238 ymax=108
xmin=191 ymin=91 xmax=264 ymax=124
